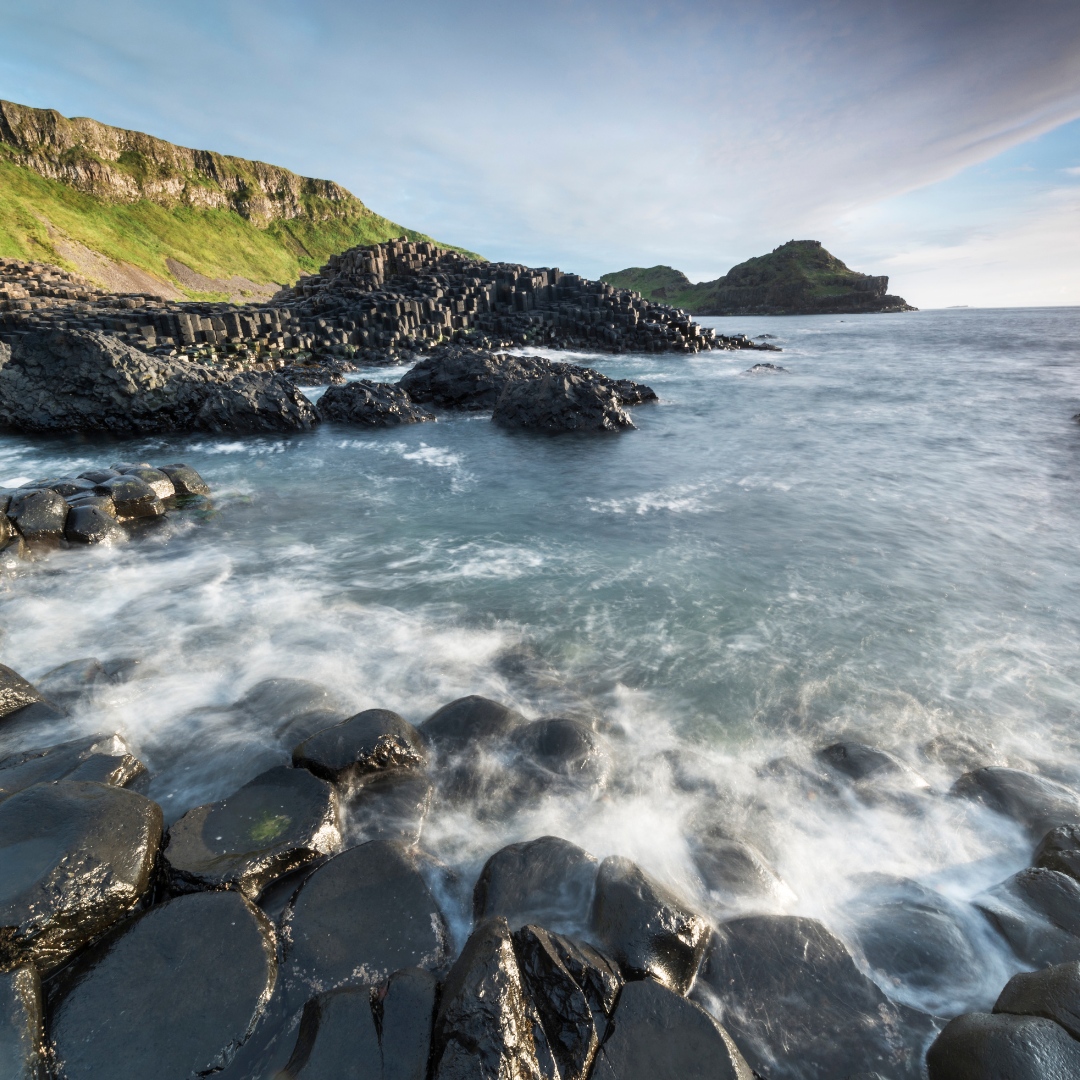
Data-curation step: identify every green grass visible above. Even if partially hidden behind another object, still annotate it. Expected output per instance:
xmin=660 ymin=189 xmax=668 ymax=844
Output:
xmin=0 ymin=145 xmax=479 ymax=299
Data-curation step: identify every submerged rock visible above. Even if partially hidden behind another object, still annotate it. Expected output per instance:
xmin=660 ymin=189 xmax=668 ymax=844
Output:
xmin=285 ymin=840 xmax=448 ymax=991
xmin=0 ymin=780 xmax=162 ymax=971
xmin=950 ymin=767 xmax=1080 ymax=839
xmin=818 ymin=741 xmax=918 ymax=783
xmin=318 ymin=380 xmax=435 ymax=426
xmin=689 ymin=826 xmax=793 ymax=911
xmin=926 ymin=1011 xmax=1080 ymax=1079
xmin=0 ymin=732 xmax=146 ymax=801
xmin=1034 ymin=824 xmax=1080 ymax=882
xmin=234 ymin=678 xmax=350 ymax=741
xmin=995 ymin=961 xmax=1080 ymax=1040
xmin=473 ymin=835 xmax=599 ymax=930
xmin=345 ymin=769 xmax=433 ymax=847
xmin=492 ymin=372 xmax=635 ymax=432
xmin=591 ymin=978 xmax=752 ymax=1080
xmin=293 ymin=709 xmax=428 ymax=784
xmin=506 ymin=718 xmax=611 ymax=796
xmin=164 ymin=765 xmax=340 ymax=898
xmin=50 ymin=890 xmax=277 ymax=1080
xmin=975 ymin=867 xmax=1080 ymax=966
xmin=695 ymin=914 xmax=936 ymax=1079
xmin=158 ymin=463 xmax=210 ymax=496
xmin=420 ymin=695 xmax=525 ymax=754
xmin=0 ymin=966 xmax=43 ymax=1080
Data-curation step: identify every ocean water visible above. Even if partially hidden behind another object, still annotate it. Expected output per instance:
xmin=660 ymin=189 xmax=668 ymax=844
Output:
xmin=3 ymin=306 xmax=1080 ymax=1021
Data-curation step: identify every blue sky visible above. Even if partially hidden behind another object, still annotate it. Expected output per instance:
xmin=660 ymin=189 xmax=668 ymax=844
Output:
xmin=1 ymin=0 xmax=1078 ymax=307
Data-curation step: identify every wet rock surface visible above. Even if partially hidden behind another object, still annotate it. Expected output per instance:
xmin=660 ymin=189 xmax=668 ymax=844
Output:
xmin=164 ymin=765 xmax=340 ymax=898
xmin=975 ymin=867 xmax=1080 ymax=966
xmin=688 ymin=824 xmax=793 ymax=911
xmin=950 ymin=767 xmax=1080 ymax=839
xmin=345 ymin=769 xmax=433 ymax=847
xmin=1034 ymin=823 xmax=1080 ymax=881
xmin=0 ymin=966 xmax=43 ymax=1080
xmin=382 ymin=966 xmax=440 ymax=1080
xmin=0 ymin=664 xmax=52 ymax=723
xmin=50 ymin=890 xmax=277 ymax=1080
xmin=925 ymin=1011 xmax=1080 ymax=1080
xmin=293 ymin=709 xmax=428 ymax=784
xmin=591 ymin=977 xmax=752 ymax=1080
xmin=318 ymin=379 xmax=434 ymax=425
xmin=994 ymin=961 xmax=1080 ymax=1039
xmin=492 ymin=371 xmax=637 ymax=432
xmin=590 ymin=855 xmax=710 ymax=993
xmin=420 ymin=694 xmax=525 ymax=754
xmin=0 ymin=732 xmax=146 ymax=801
xmin=281 ymin=987 xmax=382 ymax=1079
xmin=0 ymin=780 xmax=162 ymax=971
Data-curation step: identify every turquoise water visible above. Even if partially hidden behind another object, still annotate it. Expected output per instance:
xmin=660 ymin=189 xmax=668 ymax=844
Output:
xmin=2 ymin=307 xmax=1080 ymax=1015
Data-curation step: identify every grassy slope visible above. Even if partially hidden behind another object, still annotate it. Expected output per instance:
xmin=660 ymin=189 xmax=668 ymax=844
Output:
xmin=0 ymin=146 xmax=475 ymax=297
xmin=600 ymin=265 xmax=692 ymax=298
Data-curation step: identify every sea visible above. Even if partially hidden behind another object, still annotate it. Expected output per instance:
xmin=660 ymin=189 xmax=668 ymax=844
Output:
xmin=3 ymin=306 xmax=1080 ymax=1020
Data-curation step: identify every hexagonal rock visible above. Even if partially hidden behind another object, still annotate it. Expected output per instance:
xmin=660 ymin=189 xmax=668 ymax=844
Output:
xmin=50 ymin=891 xmax=277 ymax=1080
xmin=117 ymin=466 xmax=175 ymax=499
xmin=158 ymin=464 xmax=210 ymax=496
xmin=0 ymin=966 xmax=43 ymax=1080
xmin=6 ymin=489 xmax=67 ymax=542
xmin=164 ymin=766 xmax=340 ymax=898
xmin=926 ymin=1011 xmax=1080 ymax=1079
xmin=64 ymin=503 xmax=122 ymax=544
xmin=292 ymin=709 xmax=428 ymax=785
xmin=284 ymin=839 xmax=449 ymax=992
xmin=0 ymin=732 xmax=146 ymax=803
xmin=420 ymin=695 xmax=525 ymax=755
xmin=0 ymin=780 xmax=162 ymax=971
xmin=97 ymin=475 xmax=163 ymax=519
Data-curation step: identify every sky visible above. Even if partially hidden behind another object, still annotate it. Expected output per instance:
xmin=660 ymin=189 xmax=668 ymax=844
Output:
xmin=1 ymin=0 xmax=1079 ymax=308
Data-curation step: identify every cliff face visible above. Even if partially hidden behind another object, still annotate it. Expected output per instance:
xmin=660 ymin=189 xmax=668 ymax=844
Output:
xmin=603 ymin=241 xmax=914 ymax=315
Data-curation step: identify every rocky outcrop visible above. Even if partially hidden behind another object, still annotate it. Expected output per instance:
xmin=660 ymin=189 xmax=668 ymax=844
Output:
xmin=317 ymin=381 xmax=434 ymax=426
xmin=493 ymin=372 xmax=636 ymax=432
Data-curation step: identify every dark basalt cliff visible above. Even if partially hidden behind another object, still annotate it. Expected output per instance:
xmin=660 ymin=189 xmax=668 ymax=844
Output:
xmin=603 ymin=240 xmax=915 ymax=316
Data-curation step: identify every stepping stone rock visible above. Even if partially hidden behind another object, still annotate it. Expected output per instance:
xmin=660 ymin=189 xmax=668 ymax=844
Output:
xmin=293 ymin=709 xmax=428 ymax=784
xmin=432 ymin=916 xmax=550 ymax=1080
xmin=285 ymin=840 xmax=449 ymax=992
xmin=695 ymin=915 xmax=937 ymax=1080
xmin=0 ymin=966 xmax=43 ymax=1080
xmin=926 ymin=1012 xmax=1080 ymax=1080
xmin=0 ymin=780 xmax=162 ymax=971
xmin=0 ymin=665 xmax=49 ymax=722
xmin=6 ymin=489 xmax=66 ymax=542
xmin=235 ymin=678 xmax=349 ymax=740
xmin=976 ymin=868 xmax=1080 ymax=967
xmin=158 ymin=463 xmax=210 ymax=496
xmin=818 ymin=741 xmax=924 ymax=785
xmin=78 ymin=468 xmax=120 ymax=484
xmin=64 ymin=493 xmax=117 ymax=518
xmin=50 ymin=890 xmax=277 ymax=1080
xmin=474 ymin=836 xmax=598 ymax=930
xmin=282 ymin=987 xmax=381 ymax=1079
xmin=0 ymin=732 xmax=146 ymax=802
xmin=421 ymin=695 xmax=525 ymax=754
xmin=995 ymin=961 xmax=1080 ymax=1040
xmin=507 ymin=718 xmax=611 ymax=794
xmin=382 ymin=967 xmax=439 ymax=1080
xmin=689 ymin=827 xmax=793 ymax=911
xmin=1034 ymin=824 xmax=1080 ymax=881
xmin=97 ymin=474 xmax=163 ymax=518
xmin=165 ymin=765 xmax=340 ymax=898
xmin=950 ymin=767 xmax=1080 ymax=840
xmin=590 ymin=855 xmax=709 ymax=994
xmin=492 ymin=373 xmax=635 ymax=433
xmin=64 ymin=503 xmax=122 ymax=543
xmin=346 ymin=769 xmax=433 ymax=847
xmin=116 ymin=465 xmax=175 ymax=499
xmin=318 ymin=380 xmax=435 ymax=426
xmin=590 ymin=978 xmax=752 ymax=1080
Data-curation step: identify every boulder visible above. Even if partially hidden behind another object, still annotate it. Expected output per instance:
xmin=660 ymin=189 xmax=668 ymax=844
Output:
xmin=590 ymin=855 xmax=709 ymax=994
xmin=817 ymin=741 xmax=917 ymax=783
xmin=432 ymin=916 xmax=549 ymax=1080
xmin=0 ymin=328 xmax=318 ymax=435
xmin=0 ymin=966 xmax=43 ymax=1080
xmin=345 ymin=769 xmax=433 ymax=847
xmin=689 ymin=826 xmax=793 ymax=911
xmin=78 ymin=468 xmax=120 ymax=484
xmin=164 ymin=765 xmax=340 ymax=898
xmin=0 ymin=780 xmax=162 ymax=971
xmin=158 ymin=463 xmax=211 ymax=496
xmin=235 ymin=678 xmax=350 ymax=741
xmin=293 ymin=709 xmax=428 ymax=784
xmin=975 ymin=868 xmax=1080 ymax=966
xmin=64 ymin=503 xmax=122 ymax=543
xmin=420 ymin=695 xmax=525 ymax=754
xmin=31 ymin=656 xmax=138 ymax=705
xmin=50 ymin=890 xmax=277 ymax=1080
xmin=492 ymin=373 xmax=635 ymax=433
xmin=6 ymin=489 xmax=66 ymax=542
xmin=318 ymin=380 xmax=435 ymax=425
xmin=506 ymin=718 xmax=611 ymax=794
xmin=695 ymin=914 xmax=936 ymax=1080
xmin=925 ymin=1012 xmax=1080 ymax=1080
xmin=995 ymin=961 xmax=1080 ymax=1039
xmin=0 ymin=664 xmax=52 ymax=722
xmin=0 ymin=732 xmax=146 ymax=801
xmin=950 ymin=767 xmax=1080 ymax=839
xmin=97 ymin=474 xmax=163 ymax=518
xmin=382 ymin=967 xmax=440 ymax=1080
xmin=285 ymin=840 xmax=449 ymax=991
xmin=473 ymin=836 xmax=599 ymax=930
xmin=590 ymin=978 xmax=752 ymax=1080
xmin=117 ymin=465 xmax=176 ymax=499
xmin=281 ymin=987 xmax=381 ymax=1079
xmin=65 ymin=493 xmax=118 ymax=518
xmin=1034 ymin=824 xmax=1080 ymax=881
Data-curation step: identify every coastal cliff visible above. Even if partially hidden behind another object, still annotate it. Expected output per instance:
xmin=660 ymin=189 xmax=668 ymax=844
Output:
xmin=603 ymin=240 xmax=915 ymax=316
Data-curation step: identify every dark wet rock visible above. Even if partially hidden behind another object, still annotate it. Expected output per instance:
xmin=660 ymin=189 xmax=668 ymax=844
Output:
xmin=744 ymin=362 xmax=787 ymax=373
xmin=345 ymin=769 xmax=433 ymax=847
xmin=165 ymin=765 xmax=340 ymax=898
xmin=1034 ymin=824 xmax=1080 ymax=882
xmin=158 ymin=463 xmax=211 ymax=496
xmin=0 ymin=966 xmax=43 ymax=1080
xmin=64 ymin=492 xmax=118 ymax=517
xmin=78 ymin=467 xmax=120 ymax=484
xmin=318 ymin=380 xmax=435 ymax=426
xmin=0 ymin=732 xmax=146 ymax=801
xmin=50 ymin=890 xmax=277 ymax=1080
xmin=0 ymin=780 xmax=162 ymax=971
xmin=32 ymin=657 xmax=106 ymax=704
xmin=38 ymin=477 xmax=96 ymax=497
xmin=513 ymin=924 xmax=622 ymax=1080
xmin=236 ymin=678 xmax=350 ymax=741
xmin=0 ymin=664 xmax=50 ymax=722
xmin=492 ymin=372 xmax=635 ymax=432
xmin=474 ymin=836 xmax=599 ymax=930
xmin=689 ymin=825 xmax=793 ymax=911
xmin=695 ymin=914 xmax=937 ymax=1080
xmin=507 ymin=718 xmax=611 ymax=794
xmin=98 ymin=474 xmax=163 ymax=519
xmin=194 ymin=371 xmax=321 ymax=434
xmin=281 ymin=987 xmax=381 ymax=1079
xmin=420 ymin=695 xmax=525 ymax=754
xmin=382 ymin=966 xmax=439 ymax=1080
xmin=64 ymin=502 xmax=123 ymax=543
xmin=995 ymin=961 xmax=1080 ymax=1039
xmin=590 ymin=855 xmax=709 ymax=994
xmin=117 ymin=465 xmax=176 ymax=499
xmin=432 ymin=916 xmax=548 ymax=1080
xmin=925 ymin=1011 xmax=1080 ymax=1080
xmin=975 ymin=867 xmax=1080 ymax=966
xmin=843 ymin=874 xmax=988 ymax=1013
xmin=285 ymin=840 xmax=448 ymax=991
xmin=591 ymin=977 xmax=752 ymax=1080
xmin=950 ymin=767 xmax=1080 ymax=839
xmin=6 ymin=489 xmax=66 ymax=541
xmin=818 ymin=741 xmax=911 ymax=782
xmin=293 ymin=709 xmax=428 ymax=784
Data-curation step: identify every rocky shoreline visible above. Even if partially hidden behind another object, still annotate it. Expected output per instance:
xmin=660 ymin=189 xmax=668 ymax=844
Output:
xmin=3 ymin=658 xmax=1080 ymax=1078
